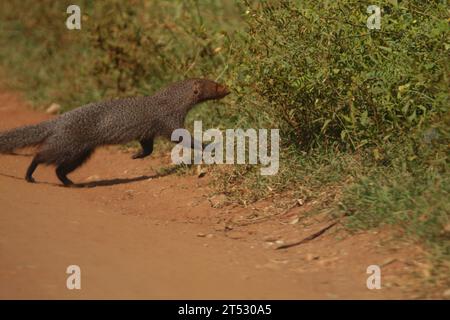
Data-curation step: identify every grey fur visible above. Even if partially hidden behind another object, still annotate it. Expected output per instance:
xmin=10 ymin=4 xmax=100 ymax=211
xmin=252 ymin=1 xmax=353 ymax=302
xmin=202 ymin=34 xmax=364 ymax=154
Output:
xmin=0 ymin=120 xmax=55 ymax=153
xmin=0 ymin=78 xmax=230 ymax=186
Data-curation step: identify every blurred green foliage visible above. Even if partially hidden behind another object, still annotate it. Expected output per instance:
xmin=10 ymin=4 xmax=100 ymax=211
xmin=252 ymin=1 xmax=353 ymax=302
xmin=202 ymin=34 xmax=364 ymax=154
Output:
xmin=0 ymin=0 xmax=241 ymax=111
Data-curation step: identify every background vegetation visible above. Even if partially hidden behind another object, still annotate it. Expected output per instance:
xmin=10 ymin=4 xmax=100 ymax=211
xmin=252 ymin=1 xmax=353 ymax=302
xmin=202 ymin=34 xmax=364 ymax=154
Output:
xmin=0 ymin=0 xmax=448 ymax=288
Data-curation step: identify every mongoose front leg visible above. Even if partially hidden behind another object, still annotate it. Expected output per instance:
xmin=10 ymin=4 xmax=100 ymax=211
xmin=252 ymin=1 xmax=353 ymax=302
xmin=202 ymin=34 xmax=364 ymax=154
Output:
xmin=132 ymin=138 xmax=154 ymax=159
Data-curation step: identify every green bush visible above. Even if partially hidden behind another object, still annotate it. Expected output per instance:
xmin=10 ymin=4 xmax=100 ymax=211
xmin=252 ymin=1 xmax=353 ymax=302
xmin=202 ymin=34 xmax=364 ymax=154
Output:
xmin=89 ymin=0 xmax=239 ymax=100
xmin=218 ymin=1 xmax=449 ymax=278
xmin=232 ymin=0 xmax=449 ymax=150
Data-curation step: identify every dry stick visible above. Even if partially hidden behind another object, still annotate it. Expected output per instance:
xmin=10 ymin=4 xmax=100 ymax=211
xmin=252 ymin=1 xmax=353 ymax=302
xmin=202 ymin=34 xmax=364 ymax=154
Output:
xmin=275 ymin=220 xmax=339 ymax=250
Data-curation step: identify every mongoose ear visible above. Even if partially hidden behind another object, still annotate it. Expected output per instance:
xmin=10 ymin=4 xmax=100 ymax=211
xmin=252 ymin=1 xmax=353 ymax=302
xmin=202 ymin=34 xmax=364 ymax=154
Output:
xmin=193 ymin=82 xmax=201 ymax=96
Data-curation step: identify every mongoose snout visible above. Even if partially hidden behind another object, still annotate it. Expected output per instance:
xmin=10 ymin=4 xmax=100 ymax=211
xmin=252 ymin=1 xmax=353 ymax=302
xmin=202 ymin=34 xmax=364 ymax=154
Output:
xmin=216 ymin=84 xmax=231 ymax=98
xmin=194 ymin=79 xmax=230 ymax=102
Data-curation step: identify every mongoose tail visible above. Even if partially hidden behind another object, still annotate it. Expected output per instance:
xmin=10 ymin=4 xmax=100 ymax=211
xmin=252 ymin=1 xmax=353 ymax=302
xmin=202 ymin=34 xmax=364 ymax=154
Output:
xmin=0 ymin=78 xmax=230 ymax=186
xmin=0 ymin=121 xmax=53 ymax=154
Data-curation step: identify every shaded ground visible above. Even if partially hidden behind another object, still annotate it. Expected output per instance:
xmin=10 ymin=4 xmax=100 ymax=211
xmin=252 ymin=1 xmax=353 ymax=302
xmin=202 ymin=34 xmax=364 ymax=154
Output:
xmin=0 ymin=90 xmax=429 ymax=299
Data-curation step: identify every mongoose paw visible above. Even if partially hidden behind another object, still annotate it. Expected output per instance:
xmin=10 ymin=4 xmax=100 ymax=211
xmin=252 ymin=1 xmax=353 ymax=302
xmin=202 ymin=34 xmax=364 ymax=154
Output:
xmin=25 ymin=177 xmax=36 ymax=183
xmin=61 ymin=180 xmax=75 ymax=188
xmin=132 ymin=153 xmax=144 ymax=159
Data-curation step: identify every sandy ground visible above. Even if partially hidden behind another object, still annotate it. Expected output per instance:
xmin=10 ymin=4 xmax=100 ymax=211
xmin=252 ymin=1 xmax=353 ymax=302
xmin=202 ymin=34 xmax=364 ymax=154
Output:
xmin=0 ymin=90 xmax=429 ymax=299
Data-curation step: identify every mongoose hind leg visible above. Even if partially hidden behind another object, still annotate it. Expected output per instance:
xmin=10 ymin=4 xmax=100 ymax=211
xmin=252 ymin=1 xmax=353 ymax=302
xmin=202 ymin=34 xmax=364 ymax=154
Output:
xmin=56 ymin=166 xmax=75 ymax=187
xmin=55 ymin=150 xmax=93 ymax=187
xmin=25 ymin=157 xmax=42 ymax=183
xmin=132 ymin=138 xmax=154 ymax=159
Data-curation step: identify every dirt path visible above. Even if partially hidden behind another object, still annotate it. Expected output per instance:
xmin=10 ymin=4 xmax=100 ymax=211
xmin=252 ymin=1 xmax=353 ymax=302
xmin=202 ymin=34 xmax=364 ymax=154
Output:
xmin=0 ymin=91 xmax=426 ymax=299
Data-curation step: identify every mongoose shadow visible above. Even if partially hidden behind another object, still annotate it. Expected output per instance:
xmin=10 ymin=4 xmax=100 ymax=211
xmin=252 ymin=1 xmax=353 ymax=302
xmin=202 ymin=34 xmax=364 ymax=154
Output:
xmin=79 ymin=175 xmax=158 ymax=188
xmin=0 ymin=164 xmax=180 ymax=188
xmin=78 ymin=164 xmax=182 ymax=188
xmin=0 ymin=78 xmax=230 ymax=187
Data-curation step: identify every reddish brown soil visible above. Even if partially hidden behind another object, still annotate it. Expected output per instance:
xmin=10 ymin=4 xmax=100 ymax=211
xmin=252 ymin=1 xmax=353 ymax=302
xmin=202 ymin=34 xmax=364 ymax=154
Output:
xmin=0 ymin=91 xmax=428 ymax=299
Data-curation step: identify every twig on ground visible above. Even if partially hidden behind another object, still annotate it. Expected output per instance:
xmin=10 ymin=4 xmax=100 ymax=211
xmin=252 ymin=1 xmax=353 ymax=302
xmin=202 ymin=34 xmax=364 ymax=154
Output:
xmin=275 ymin=220 xmax=339 ymax=250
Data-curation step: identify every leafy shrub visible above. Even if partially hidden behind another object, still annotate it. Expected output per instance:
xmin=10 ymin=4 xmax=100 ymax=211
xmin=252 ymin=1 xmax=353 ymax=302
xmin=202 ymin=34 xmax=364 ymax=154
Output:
xmin=89 ymin=0 xmax=238 ymax=99
xmin=341 ymin=113 xmax=449 ymax=265
xmin=232 ymin=0 xmax=449 ymax=150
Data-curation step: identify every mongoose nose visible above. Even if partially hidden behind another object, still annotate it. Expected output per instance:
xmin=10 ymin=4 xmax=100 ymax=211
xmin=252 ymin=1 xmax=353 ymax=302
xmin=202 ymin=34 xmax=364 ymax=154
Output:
xmin=217 ymin=84 xmax=230 ymax=97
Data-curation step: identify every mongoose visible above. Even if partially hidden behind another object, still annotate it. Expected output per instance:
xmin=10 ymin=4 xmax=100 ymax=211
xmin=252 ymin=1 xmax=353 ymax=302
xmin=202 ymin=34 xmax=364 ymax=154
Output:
xmin=0 ymin=78 xmax=230 ymax=186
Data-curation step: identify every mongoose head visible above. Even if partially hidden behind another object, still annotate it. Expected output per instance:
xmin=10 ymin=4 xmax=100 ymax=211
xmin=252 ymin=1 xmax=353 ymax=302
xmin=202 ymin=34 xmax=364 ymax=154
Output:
xmin=192 ymin=79 xmax=230 ymax=103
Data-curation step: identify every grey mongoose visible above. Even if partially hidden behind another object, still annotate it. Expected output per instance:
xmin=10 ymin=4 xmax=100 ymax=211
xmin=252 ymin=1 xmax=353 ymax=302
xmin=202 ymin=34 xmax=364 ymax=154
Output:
xmin=0 ymin=78 xmax=230 ymax=186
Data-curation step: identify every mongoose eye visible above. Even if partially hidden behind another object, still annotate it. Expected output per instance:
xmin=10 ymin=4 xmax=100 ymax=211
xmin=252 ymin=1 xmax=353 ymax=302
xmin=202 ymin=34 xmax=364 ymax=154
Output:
xmin=194 ymin=89 xmax=199 ymax=95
